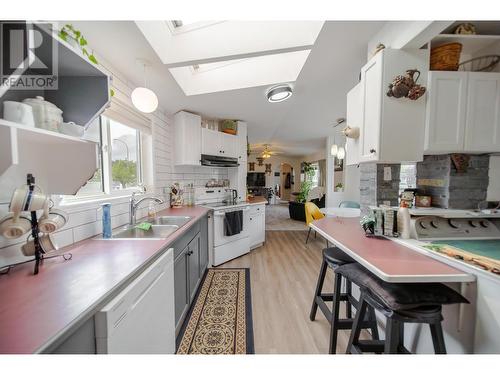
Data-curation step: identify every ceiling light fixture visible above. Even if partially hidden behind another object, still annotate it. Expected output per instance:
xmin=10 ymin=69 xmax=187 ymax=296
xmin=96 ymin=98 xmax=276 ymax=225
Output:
xmin=131 ymin=59 xmax=159 ymax=114
xmin=266 ymin=84 xmax=293 ymax=103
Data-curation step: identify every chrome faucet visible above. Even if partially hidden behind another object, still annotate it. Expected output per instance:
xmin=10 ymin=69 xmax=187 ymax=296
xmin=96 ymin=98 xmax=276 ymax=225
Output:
xmin=129 ymin=191 xmax=164 ymax=225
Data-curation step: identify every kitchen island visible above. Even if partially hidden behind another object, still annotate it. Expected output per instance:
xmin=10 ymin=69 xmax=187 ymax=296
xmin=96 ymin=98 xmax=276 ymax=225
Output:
xmin=0 ymin=206 xmax=210 ymax=354
xmin=310 ymin=217 xmax=500 ymax=353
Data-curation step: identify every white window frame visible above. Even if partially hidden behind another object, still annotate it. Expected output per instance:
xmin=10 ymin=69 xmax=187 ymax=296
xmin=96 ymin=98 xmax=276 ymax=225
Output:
xmin=59 ymin=116 xmax=146 ymax=206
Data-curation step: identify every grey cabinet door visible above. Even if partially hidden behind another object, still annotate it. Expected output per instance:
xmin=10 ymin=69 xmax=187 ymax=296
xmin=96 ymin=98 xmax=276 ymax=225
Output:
xmin=199 ymin=214 xmax=209 ymax=274
xmin=174 ymin=249 xmax=189 ymax=327
xmin=188 ymin=234 xmax=201 ymax=302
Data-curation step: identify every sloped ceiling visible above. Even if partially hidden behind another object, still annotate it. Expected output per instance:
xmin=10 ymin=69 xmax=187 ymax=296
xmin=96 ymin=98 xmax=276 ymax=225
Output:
xmin=68 ymin=20 xmax=386 ymax=156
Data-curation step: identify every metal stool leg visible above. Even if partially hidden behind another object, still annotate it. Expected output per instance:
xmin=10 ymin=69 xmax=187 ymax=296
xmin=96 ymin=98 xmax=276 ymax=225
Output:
xmin=329 ymin=272 xmax=343 ymax=354
xmin=305 ymin=228 xmax=311 ymax=244
xmin=309 ymin=260 xmax=328 ymax=321
xmin=430 ymin=321 xmax=447 ymax=354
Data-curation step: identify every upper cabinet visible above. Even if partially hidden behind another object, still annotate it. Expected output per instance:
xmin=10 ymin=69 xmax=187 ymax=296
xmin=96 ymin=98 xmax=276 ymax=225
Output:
xmin=358 ymin=49 xmax=428 ymax=163
xmin=201 ymin=128 xmax=239 ymax=158
xmin=174 ymin=113 xmax=245 ymax=166
xmin=174 ymin=111 xmax=202 ymax=166
xmin=425 ymin=71 xmax=500 ymax=154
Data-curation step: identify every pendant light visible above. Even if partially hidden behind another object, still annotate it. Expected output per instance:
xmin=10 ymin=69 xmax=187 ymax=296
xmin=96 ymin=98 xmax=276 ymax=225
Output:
xmin=330 ymin=144 xmax=338 ymax=156
xmin=131 ymin=59 xmax=158 ymax=113
xmin=337 ymin=146 xmax=346 ymax=160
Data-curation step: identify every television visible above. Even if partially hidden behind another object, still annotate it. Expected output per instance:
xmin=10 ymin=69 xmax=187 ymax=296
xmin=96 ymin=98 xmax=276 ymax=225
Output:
xmin=247 ymin=172 xmax=266 ymax=187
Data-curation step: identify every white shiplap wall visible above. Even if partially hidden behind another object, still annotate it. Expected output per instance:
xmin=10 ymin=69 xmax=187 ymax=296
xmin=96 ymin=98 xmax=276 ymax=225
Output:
xmin=0 ymin=52 xmax=227 ymax=268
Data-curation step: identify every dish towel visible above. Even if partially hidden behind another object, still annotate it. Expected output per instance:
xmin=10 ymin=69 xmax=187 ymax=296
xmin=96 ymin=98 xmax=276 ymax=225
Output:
xmin=224 ymin=210 xmax=243 ymax=236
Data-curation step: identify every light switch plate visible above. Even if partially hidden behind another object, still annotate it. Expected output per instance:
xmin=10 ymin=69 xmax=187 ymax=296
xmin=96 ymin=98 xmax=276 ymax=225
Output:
xmin=383 ymin=166 xmax=392 ymax=181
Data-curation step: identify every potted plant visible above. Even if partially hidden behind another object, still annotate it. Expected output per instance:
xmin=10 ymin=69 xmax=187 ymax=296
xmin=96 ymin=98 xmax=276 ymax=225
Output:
xmin=289 ymin=162 xmax=315 ymax=221
xmin=221 ymin=119 xmax=238 ymax=135
xmin=335 ymin=182 xmax=344 ymax=192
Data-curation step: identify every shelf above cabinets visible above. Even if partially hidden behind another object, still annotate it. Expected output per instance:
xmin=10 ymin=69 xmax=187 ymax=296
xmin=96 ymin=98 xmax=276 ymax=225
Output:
xmin=0 ymin=119 xmax=98 ymax=201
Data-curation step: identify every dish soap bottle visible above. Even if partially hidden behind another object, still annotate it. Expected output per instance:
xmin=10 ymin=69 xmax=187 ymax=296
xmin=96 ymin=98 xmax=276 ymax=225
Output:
xmin=101 ymin=203 xmax=112 ymax=239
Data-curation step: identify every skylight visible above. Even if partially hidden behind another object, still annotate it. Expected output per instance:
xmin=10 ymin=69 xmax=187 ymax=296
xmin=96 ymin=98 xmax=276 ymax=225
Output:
xmin=169 ymin=49 xmax=311 ymax=96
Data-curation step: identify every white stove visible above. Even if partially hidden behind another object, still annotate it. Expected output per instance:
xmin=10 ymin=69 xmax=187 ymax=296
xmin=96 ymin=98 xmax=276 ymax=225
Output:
xmin=196 ymin=188 xmax=251 ymax=266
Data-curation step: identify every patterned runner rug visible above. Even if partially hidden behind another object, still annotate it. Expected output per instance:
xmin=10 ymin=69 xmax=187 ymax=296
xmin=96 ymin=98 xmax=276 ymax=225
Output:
xmin=176 ymin=268 xmax=254 ymax=354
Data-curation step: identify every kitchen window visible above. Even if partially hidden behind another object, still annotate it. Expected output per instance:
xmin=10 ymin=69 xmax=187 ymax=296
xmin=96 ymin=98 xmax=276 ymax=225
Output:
xmin=60 ymin=116 xmax=146 ymax=202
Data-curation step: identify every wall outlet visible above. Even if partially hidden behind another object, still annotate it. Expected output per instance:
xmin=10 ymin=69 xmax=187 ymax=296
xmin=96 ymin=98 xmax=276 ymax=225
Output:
xmin=383 ymin=166 xmax=392 ymax=181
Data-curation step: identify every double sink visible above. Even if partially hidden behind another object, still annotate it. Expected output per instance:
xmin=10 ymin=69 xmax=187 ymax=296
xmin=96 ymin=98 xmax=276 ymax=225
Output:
xmin=106 ymin=216 xmax=192 ymax=239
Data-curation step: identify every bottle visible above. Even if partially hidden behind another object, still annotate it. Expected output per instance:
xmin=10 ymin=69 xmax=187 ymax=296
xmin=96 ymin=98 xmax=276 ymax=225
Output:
xmin=101 ymin=203 xmax=112 ymax=239
xmin=397 ymin=206 xmax=411 ymax=239
xmin=148 ymin=201 xmax=157 ymax=220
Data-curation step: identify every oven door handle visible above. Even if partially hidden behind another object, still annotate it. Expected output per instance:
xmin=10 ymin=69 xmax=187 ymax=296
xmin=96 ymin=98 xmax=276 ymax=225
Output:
xmin=214 ymin=207 xmax=250 ymax=216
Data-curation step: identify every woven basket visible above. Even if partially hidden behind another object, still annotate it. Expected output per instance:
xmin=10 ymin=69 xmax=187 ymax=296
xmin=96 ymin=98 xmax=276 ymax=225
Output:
xmin=430 ymin=43 xmax=463 ymax=71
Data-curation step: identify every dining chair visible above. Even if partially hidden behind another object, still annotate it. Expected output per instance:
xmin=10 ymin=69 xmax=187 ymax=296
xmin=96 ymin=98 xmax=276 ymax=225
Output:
xmin=305 ymin=202 xmax=325 ymax=244
xmin=339 ymin=201 xmax=360 ymax=209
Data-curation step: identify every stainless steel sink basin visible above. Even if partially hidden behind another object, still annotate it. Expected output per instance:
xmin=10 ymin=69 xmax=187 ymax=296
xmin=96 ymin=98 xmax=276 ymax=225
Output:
xmin=148 ymin=216 xmax=191 ymax=227
xmin=108 ymin=224 xmax=180 ymax=239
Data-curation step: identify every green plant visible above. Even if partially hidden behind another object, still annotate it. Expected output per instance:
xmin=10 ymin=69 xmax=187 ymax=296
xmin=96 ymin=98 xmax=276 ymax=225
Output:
xmin=58 ymin=24 xmax=98 ymax=65
xmin=296 ymin=162 xmax=315 ymax=203
xmin=335 ymin=182 xmax=344 ymax=190
xmin=221 ymin=119 xmax=237 ymax=131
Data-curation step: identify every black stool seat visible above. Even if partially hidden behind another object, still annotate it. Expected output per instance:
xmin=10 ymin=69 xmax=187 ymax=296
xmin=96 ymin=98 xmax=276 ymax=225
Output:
xmin=323 ymin=247 xmax=354 ymax=267
xmin=335 ymin=263 xmax=469 ymax=354
xmin=335 ymin=263 xmax=468 ymax=311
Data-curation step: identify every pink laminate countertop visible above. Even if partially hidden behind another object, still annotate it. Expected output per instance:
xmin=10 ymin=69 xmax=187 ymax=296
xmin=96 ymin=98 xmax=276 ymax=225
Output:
xmin=311 ymin=217 xmax=474 ymax=283
xmin=0 ymin=206 xmax=210 ymax=354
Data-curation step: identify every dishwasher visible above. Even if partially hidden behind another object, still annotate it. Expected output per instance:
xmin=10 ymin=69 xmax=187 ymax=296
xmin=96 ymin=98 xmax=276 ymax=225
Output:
xmin=94 ymin=248 xmax=175 ymax=354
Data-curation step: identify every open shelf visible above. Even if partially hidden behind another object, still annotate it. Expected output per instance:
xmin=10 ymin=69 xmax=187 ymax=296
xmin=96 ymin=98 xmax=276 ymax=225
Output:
xmin=0 ymin=119 xmax=98 ymax=201
xmin=431 ymin=34 xmax=500 ymax=56
xmin=0 ymin=21 xmax=111 ymax=129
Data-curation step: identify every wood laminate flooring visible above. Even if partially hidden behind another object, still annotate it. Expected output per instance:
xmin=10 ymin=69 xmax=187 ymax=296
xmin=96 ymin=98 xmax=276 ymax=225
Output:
xmin=220 ymin=230 xmax=354 ymax=354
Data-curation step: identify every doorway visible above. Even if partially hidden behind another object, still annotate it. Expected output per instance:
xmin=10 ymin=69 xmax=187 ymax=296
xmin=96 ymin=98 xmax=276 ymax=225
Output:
xmin=280 ymin=163 xmax=293 ymax=202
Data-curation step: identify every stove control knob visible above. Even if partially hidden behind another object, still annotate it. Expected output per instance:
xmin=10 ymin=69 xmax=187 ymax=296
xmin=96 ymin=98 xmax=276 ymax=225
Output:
xmin=430 ymin=220 xmax=439 ymax=229
xmin=419 ymin=221 xmax=428 ymax=230
xmin=469 ymin=220 xmax=480 ymax=228
xmin=480 ymin=220 xmax=490 ymax=228
xmin=448 ymin=219 xmax=461 ymax=229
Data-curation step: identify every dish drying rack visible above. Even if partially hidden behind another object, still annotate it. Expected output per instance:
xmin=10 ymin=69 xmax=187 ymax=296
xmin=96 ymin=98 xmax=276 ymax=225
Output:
xmin=0 ymin=174 xmax=72 ymax=275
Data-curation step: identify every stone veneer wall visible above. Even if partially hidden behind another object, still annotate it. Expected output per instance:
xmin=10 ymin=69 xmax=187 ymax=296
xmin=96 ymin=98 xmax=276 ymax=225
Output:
xmin=360 ymin=163 xmax=401 ymax=214
xmin=416 ymin=154 xmax=490 ymax=209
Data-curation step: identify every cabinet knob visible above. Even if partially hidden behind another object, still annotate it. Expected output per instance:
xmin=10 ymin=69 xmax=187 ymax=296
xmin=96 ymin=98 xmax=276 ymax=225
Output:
xmin=369 ymin=149 xmax=376 ymax=154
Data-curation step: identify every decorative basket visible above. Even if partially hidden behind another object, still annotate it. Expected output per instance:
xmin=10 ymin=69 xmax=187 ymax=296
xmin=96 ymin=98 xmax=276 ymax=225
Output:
xmin=430 ymin=43 xmax=463 ymax=71
xmin=458 ymin=55 xmax=500 ymax=72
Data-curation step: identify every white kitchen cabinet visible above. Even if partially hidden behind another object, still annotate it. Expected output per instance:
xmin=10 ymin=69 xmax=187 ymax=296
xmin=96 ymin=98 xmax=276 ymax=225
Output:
xmin=201 ymin=128 xmax=221 ymax=156
xmin=424 ymin=72 xmax=468 ymax=153
xmin=201 ymin=128 xmax=239 ymax=158
xmin=248 ymin=204 xmax=265 ymax=249
xmin=357 ymin=49 xmax=428 ymax=163
xmin=174 ymin=111 xmax=202 ymax=165
xmin=425 ymin=71 xmax=500 ymax=154
xmin=220 ymin=132 xmax=239 ymax=158
xmin=345 ymin=83 xmax=362 ymax=166
xmin=233 ymin=122 xmax=248 ymax=201
xmin=465 ymin=73 xmax=500 ymax=152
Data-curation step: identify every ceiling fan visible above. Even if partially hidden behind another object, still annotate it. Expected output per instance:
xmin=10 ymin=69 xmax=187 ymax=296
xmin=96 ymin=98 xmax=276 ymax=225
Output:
xmin=252 ymin=144 xmax=284 ymax=159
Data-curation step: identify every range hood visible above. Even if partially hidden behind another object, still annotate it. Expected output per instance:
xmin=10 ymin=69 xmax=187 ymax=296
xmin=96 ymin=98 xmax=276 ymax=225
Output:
xmin=200 ymin=154 xmax=239 ymax=167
